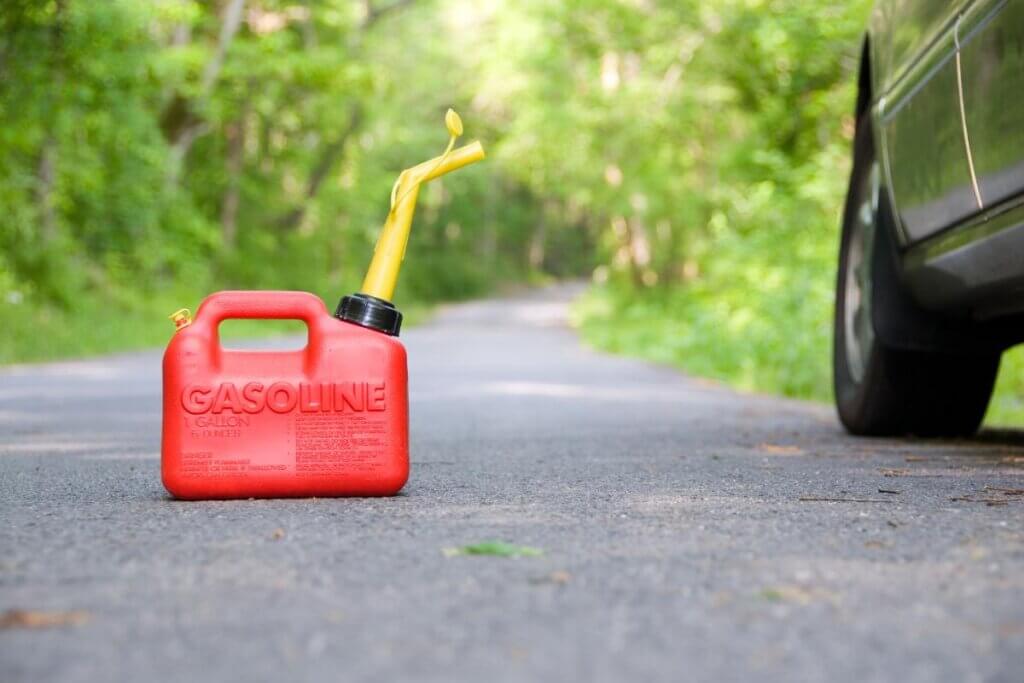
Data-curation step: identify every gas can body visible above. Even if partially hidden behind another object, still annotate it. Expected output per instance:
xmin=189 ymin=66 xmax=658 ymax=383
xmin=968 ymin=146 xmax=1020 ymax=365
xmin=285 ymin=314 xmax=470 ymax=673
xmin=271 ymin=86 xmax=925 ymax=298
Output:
xmin=161 ymin=290 xmax=408 ymax=499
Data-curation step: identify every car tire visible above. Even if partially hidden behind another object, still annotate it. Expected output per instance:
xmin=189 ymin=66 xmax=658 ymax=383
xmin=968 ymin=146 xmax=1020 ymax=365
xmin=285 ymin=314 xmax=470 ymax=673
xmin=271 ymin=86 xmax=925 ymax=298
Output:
xmin=833 ymin=117 xmax=999 ymax=437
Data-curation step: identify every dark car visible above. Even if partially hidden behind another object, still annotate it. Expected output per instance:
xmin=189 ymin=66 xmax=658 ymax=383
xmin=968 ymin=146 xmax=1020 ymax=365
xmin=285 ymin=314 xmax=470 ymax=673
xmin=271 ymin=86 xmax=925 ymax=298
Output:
xmin=834 ymin=0 xmax=1024 ymax=436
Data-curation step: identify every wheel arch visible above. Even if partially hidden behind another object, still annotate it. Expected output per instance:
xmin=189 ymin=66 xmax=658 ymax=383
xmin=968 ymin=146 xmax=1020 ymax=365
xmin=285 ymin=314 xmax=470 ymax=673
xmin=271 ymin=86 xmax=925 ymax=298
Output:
xmin=855 ymin=34 xmax=873 ymax=120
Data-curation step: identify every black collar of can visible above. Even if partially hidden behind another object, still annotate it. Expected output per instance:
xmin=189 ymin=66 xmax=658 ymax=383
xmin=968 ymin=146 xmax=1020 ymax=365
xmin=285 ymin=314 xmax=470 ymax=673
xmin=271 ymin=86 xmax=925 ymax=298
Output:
xmin=335 ymin=292 xmax=403 ymax=336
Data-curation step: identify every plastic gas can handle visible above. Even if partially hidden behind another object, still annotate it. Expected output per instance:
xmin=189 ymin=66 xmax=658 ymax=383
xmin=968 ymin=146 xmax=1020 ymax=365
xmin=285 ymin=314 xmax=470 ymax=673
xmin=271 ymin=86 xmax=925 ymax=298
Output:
xmin=194 ymin=290 xmax=328 ymax=328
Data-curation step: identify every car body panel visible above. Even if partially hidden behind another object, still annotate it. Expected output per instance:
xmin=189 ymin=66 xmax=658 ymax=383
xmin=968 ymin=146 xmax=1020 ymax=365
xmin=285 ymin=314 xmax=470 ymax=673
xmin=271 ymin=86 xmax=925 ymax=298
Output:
xmin=959 ymin=0 xmax=1023 ymax=210
xmin=904 ymin=193 xmax=1024 ymax=318
xmin=878 ymin=38 xmax=977 ymax=243
xmin=870 ymin=0 xmax=976 ymax=245
xmin=869 ymin=0 xmax=970 ymax=97
xmin=863 ymin=0 xmax=1024 ymax=319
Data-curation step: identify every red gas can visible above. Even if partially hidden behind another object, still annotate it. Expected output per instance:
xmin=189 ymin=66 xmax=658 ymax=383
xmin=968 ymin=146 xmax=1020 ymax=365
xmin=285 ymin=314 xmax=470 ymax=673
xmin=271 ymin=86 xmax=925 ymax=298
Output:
xmin=161 ymin=109 xmax=483 ymax=499
xmin=161 ymin=290 xmax=408 ymax=499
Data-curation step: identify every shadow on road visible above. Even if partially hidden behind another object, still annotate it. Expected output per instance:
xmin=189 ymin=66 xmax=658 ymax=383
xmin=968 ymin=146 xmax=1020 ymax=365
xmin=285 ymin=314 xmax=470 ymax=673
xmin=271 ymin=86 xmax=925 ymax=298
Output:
xmin=975 ymin=427 xmax=1024 ymax=447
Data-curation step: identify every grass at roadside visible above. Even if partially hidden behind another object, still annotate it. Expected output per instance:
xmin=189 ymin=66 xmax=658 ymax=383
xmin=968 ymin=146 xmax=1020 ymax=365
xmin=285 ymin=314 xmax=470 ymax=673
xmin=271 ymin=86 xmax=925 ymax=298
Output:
xmin=574 ymin=284 xmax=1024 ymax=428
xmin=988 ymin=348 xmax=1024 ymax=426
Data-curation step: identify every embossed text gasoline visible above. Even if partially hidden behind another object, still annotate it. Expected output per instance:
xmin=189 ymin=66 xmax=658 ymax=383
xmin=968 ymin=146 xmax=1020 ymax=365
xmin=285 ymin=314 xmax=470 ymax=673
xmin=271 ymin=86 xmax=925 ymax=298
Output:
xmin=181 ymin=381 xmax=386 ymax=414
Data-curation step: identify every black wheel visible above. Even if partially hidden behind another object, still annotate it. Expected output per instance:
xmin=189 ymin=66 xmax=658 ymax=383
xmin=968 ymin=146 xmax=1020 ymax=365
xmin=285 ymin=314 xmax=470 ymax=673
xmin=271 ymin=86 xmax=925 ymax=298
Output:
xmin=833 ymin=118 xmax=1000 ymax=437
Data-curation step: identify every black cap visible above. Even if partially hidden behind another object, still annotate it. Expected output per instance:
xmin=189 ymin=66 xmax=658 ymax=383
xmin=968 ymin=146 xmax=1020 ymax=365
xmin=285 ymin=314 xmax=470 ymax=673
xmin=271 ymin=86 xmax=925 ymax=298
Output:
xmin=335 ymin=292 xmax=402 ymax=336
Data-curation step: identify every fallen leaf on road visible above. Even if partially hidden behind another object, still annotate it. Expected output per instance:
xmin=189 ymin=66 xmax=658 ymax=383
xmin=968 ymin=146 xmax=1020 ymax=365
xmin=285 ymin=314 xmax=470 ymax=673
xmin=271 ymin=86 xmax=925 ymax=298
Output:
xmin=864 ymin=540 xmax=889 ymax=549
xmin=880 ymin=468 xmax=910 ymax=477
xmin=710 ymin=590 xmax=734 ymax=607
xmin=997 ymin=622 xmax=1024 ymax=636
xmin=0 ymin=609 xmax=89 ymax=630
xmin=271 ymin=528 xmax=285 ymax=540
xmin=877 ymin=488 xmax=901 ymax=495
xmin=529 ymin=570 xmax=571 ymax=585
xmin=443 ymin=541 xmax=543 ymax=558
xmin=757 ymin=443 xmax=804 ymax=455
xmin=985 ymin=486 xmax=1024 ymax=496
xmin=950 ymin=496 xmax=1009 ymax=506
xmin=951 ymin=487 xmax=1024 ymax=506
xmin=323 ymin=610 xmax=345 ymax=624
xmin=798 ymin=496 xmax=894 ymax=503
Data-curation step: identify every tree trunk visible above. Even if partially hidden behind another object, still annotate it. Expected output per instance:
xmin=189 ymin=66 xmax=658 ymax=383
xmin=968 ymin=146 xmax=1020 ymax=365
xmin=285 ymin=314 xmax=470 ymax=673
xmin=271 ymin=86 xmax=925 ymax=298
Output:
xmin=528 ymin=205 xmax=547 ymax=271
xmin=35 ymin=0 xmax=66 ymax=245
xmin=478 ymin=178 xmax=498 ymax=267
xmin=163 ymin=0 xmax=247 ymax=190
xmin=200 ymin=0 xmax=247 ymax=95
xmin=627 ymin=216 xmax=651 ymax=287
xmin=277 ymin=105 xmax=363 ymax=230
xmin=35 ymin=136 xmax=57 ymax=243
xmin=220 ymin=99 xmax=249 ymax=249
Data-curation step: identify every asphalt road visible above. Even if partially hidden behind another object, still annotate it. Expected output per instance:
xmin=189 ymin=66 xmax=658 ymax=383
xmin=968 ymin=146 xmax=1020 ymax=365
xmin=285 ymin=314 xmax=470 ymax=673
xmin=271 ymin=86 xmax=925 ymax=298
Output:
xmin=2 ymin=285 xmax=1023 ymax=682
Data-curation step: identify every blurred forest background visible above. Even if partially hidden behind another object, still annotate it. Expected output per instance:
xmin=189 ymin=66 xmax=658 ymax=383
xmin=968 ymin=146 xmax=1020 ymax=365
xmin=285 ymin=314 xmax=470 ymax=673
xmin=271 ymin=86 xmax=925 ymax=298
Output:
xmin=1 ymin=0 xmax=1020 ymax=423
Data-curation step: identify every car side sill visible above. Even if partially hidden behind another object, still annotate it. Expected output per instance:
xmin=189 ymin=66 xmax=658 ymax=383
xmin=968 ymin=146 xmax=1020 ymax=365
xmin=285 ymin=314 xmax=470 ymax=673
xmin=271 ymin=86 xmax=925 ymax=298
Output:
xmin=903 ymin=189 xmax=1024 ymax=320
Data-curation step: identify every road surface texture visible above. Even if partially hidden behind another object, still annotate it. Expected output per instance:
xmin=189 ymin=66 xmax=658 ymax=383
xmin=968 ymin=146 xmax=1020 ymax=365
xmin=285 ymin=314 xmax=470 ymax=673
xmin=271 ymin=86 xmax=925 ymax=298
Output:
xmin=2 ymin=285 xmax=1023 ymax=682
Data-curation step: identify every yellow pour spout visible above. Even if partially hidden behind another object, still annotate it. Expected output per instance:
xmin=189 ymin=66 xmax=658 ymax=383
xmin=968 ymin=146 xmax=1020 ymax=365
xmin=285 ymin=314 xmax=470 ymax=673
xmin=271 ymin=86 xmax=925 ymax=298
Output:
xmin=361 ymin=111 xmax=485 ymax=301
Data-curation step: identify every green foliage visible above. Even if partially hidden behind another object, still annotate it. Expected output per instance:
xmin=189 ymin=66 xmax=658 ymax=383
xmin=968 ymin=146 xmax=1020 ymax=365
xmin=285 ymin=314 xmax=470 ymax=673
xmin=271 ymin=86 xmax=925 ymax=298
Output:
xmin=574 ymin=220 xmax=836 ymax=400
xmin=0 ymin=0 xmax=580 ymax=363
xmin=989 ymin=349 xmax=1024 ymax=426
xmin=537 ymin=0 xmax=863 ymax=402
